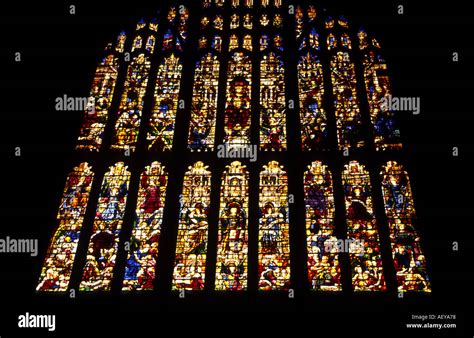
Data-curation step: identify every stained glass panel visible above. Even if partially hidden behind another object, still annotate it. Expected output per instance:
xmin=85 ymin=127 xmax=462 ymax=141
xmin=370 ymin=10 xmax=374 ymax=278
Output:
xmin=381 ymin=161 xmax=431 ymax=292
xmin=304 ymin=161 xmax=341 ymax=291
xmin=342 ymin=161 xmax=385 ymax=291
xmin=122 ymin=162 xmax=167 ymax=291
xmin=258 ymin=161 xmax=291 ymax=290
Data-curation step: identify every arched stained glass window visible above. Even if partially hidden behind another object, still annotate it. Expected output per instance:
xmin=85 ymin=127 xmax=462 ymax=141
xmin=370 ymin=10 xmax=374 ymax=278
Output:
xmin=146 ymin=54 xmax=183 ymax=151
xmin=258 ymin=161 xmax=290 ymax=290
xmin=216 ymin=161 xmax=249 ymax=291
xmin=36 ymin=163 xmax=94 ymax=292
xmin=381 ymin=161 xmax=431 ymax=292
xmin=223 ymin=52 xmax=252 ymax=148
xmin=260 ymin=52 xmax=286 ymax=151
xmin=173 ymin=162 xmax=212 ymax=290
xmin=111 ymin=53 xmax=152 ymax=152
xmin=38 ymin=1 xmax=434 ymax=301
xmin=76 ymin=35 xmax=123 ymax=151
xmin=342 ymin=161 xmax=385 ymax=291
xmin=122 ymin=162 xmax=168 ymax=291
xmin=358 ymin=31 xmax=402 ymax=151
xmin=79 ymin=162 xmax=131 ymax=291
xmin=304 ymin=161 xmax=341 ymax=291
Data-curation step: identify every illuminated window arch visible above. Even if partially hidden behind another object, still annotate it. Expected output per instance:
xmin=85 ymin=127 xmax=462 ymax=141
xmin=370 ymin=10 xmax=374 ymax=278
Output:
xmin=223 ymin=52 xmax=252 ymax=148
xmin=173 ymin=162 xmax=212 ymax=290
xmin=258 ymin=161 xmax=290 ymax=290
xmin=260 ymin=52 xmax=286 ymax=151
xmin=216 ymin=161 xmax=249 ymax=290
xmin=76 ymin=34 xmax=124 ymax=151
xmin=146 ymin=54 xmax=183 ymax=151
xmin=80 ymin=162 xmax=131 ymax=291
xmin=188 ymin=53 xmax=220 ymax=151
xmin=304 ymin=161 xmax=341 ymax=291
xmin=381 ymin=161 xmax=431 ymax=292
xmin=359 ymin=31 xmax=402 ymax=151
xmin=37 ymin=163 xmax=94 ymax=292
xmin=111 ymin=53 xmax=152 ymax=151
xmin=122 ymin=162 xmax=168 ymax=291
xmin=342 ymin=161 xmax=385 ymax=291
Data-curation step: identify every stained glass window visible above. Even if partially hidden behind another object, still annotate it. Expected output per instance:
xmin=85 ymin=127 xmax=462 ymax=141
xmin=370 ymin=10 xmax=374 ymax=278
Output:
xmin=381 ymin=161 xmax=431 ymax=292
xmin=188 ymin=53 xmax=220 ymax=151
xmin=80 ymin=162 xmax=131 ymax=291
xmin=330 ymin=51 xmax=365 ymax=150
xmin=297 ymin=52 xmax=328 ymax=151
xmin=162 ymin=6 xmax=189 ymax=51
xmin=304 ymin=161 xmax=341 ymax=291
xmin=146 ymin=54 xmax=183 ymax=151
xmin=258 ymin=161 xmax=291 ymax=290
xmin=37 ymin=163 xmax=94 ymax=291
xmin=122 ymin=162 xmax=168 ymax=291
xmin=359 ymin=30 xmax=402 ymax=151
xmin=173 ymin=162 xmax=212 ymax=290
xmin=188 ymin=5 xmax=222 ymax=152
xmin=216 ymin=161 xmax=249 ymax=290
xmin=223 ymin=52 xmax=252 ymax=148
xmin=38 ymin=1 xmax=433 ymax=299
xmin=295 ymin=5 xmax=329 ymax=151
xmin=76 ymin=35 xmax=123 ymax=151
xmin=260 ymin=53 xmax=286 ymax=151
xmin=342 ymin=161 xmax=385 ymax=291
xmin=111 ymin=53 xmax=152 ymax=151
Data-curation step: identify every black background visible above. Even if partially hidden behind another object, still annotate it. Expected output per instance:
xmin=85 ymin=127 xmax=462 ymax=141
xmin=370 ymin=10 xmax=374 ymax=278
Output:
xmin=0 ymin=0 xmax=472 ymax=336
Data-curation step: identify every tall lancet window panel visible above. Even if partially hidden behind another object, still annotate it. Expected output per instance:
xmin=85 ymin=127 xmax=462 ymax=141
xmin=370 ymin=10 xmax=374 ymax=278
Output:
xmin=358 ymin=30 xmax=402 ymax=151
xmin=122 ymin=162 xmax=168 ymax=291
xmin=111 ymin=20 xmax=157 ymax=152
xmin=173 ymin=162 xmax=212 ymax=291
xmin=381 ymin=162 xmax=431 ymax=292
xmin=37 ymin=163 xmax=94 ymax=292
xmin=304 ymin=161 xmax=341 ymax=291
xmin=327 ymin=17 xmax=365 ymax=150
xmin=216 ymin=161 xmax=249 ymax=291
xmin=342 ymin=161 xmax=386 ymax=291
xmin=147 ymin=6 xmax=189 ymax=151
xmin=224 ymin=0 xmax=253 ymax=149
xmin=80 ymin=162 xmax=131 ymax=291
xmin=295 ymin=5 xmax=330 ymax=151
